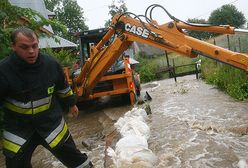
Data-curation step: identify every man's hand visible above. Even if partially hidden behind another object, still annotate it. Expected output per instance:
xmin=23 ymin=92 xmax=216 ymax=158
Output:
xmin=68 ymin=105 xmax=79 ymax=118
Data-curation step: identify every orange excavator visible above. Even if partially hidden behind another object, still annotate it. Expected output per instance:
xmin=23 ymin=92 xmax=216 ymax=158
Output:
xmin=64 ymin=4 xmax=248 ymax=105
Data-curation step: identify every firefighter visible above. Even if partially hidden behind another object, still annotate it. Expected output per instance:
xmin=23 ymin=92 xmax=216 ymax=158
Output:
xmin=0 ymin=27 xmax=93 ymax=168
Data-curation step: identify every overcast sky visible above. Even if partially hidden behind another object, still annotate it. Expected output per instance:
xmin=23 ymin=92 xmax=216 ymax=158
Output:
xmin=76 ymin=0 xmax=248 ymax=29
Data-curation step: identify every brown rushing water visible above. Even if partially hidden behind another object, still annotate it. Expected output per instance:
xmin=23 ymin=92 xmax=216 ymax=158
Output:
xmin=0 ymin=75 xmax=248 ymax=168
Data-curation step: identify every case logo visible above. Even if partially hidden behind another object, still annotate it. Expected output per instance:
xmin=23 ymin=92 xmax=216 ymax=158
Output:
xmin=125 ymin=23 xmax=150 ymax=38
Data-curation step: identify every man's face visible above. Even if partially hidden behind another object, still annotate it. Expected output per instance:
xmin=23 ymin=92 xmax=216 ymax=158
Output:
xmin=12 ymin=32 xmax=39 ymax=64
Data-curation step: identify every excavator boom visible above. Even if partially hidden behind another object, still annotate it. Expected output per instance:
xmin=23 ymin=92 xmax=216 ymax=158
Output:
xmin=111 ymin=14 xmax=248 ymax=71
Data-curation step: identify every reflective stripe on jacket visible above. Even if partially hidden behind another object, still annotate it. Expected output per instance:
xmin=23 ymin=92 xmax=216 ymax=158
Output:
xmin=3 ymin=85 xmax=73 ymax=115
xmin=45 ymin=118 xmax=68 ymax=148
xmin=3 ymin=131 xmax=26 ymax=154
xmin=3 ymin=95 xmax=52 ymax=114
xmin=57 ymin=86 xmax=74 ymax=98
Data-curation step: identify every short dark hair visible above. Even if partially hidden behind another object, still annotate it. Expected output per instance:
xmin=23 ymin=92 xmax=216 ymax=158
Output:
xmin=11 ymin=27 xmax=38 ymax=44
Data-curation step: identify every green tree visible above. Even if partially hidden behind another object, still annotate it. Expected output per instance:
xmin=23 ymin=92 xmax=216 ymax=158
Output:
xmin=44 ymin=0 xmax=88 ymax=43
xmin=208 ymin=4 xmax=246 ymax=28
xmin=186 ymin=18 xmax=213 ymax=40
xmin=104 ymin=0 xmax=128 ymax=27
xmin=43 ymin=0 xmax=60 ymax=12
xmin=0 ymin=0 xmax=64 ymax=59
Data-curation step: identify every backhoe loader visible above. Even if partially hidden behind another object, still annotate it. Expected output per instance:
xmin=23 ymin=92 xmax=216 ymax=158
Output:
xmin=64 ymin=4 xmax=248 ymax=105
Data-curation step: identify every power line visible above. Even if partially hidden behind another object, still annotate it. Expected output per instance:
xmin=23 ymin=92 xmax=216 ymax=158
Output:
xmin=84 ymin=5 xmax=109 ymax=13
xmin=194 ymin=0 xmax=239 ymax=19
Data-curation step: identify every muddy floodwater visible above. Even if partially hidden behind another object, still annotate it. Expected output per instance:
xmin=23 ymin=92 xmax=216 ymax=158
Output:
xmin=0 ymin=75 xmax=248 ymax=168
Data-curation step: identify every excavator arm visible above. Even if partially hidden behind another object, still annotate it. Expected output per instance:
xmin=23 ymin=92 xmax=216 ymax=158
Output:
xmin=74 ymin=4 xmax=248 ymax=99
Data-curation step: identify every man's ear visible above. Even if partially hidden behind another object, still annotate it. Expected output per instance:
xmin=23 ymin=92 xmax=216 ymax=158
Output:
xmin=11 ymin=42 xmax=16 ymax=51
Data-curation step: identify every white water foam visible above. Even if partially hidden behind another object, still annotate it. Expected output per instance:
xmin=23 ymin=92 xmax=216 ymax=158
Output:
xmin=238 ymin=159 xmax=248 ymax=168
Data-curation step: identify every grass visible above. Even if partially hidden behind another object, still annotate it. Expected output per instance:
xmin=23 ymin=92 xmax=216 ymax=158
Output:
xmin=135 ymin=52 xmax=198 ymax=83
xmin=201 ymin=57 xmax=248 ymax=100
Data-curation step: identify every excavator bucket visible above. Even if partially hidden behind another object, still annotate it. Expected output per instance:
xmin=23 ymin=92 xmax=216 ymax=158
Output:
xmin=144 ymin=91 xmax=152 ymax=101
xmin=137 ymin=91 xmax=152 ymax=105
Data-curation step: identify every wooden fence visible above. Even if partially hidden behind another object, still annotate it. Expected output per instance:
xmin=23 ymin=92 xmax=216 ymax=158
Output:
xmin=155 ymin=51 xmax=201 ymax=82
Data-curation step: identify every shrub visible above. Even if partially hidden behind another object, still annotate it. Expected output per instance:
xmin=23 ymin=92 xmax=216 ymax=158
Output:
xmin=41 ymin=48 xmax=78 ymax=67
xmin=0 ymin=107 xmax=3 ymax=138
xmin=201 ymin=57 xmax=248 ymax=100
xmin=135 ymin=54 xmax=157 ymax=83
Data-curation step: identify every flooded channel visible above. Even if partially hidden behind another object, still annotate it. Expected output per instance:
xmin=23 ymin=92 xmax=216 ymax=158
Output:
xmin=145 ymin=75 xmax=248 ymax=168
xmin=0 ymin=75 xmax=248 ymax=168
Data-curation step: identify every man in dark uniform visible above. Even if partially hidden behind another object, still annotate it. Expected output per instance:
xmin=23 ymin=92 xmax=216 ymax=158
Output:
xmin=0 ymin=27 xmax=93 ymax=168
